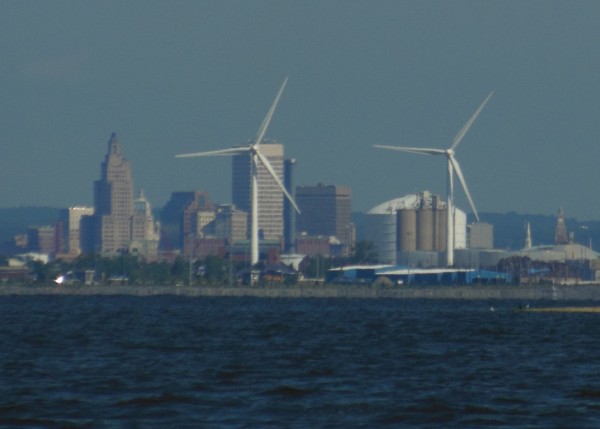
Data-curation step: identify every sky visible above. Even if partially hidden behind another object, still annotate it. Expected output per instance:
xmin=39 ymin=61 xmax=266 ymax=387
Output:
xmin=2 ymin=1 xmax=600 ymax=220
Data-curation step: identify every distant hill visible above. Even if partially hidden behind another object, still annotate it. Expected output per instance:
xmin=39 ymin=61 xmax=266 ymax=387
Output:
xmin=475 ymin=212 xmax=598 ymax=250
xmin=0 ymin=207 xmax=62 ymax=243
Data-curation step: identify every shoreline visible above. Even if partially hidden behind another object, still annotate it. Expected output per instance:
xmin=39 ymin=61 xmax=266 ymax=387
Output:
xmin=3 ymin=283 xmax=600 ymax=300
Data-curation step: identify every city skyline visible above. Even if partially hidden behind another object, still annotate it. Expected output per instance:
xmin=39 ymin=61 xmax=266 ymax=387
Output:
xmin=2 ymin=2 xmax=600 ymax=219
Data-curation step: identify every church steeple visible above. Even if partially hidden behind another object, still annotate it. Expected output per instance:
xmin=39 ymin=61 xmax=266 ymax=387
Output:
xmin=554 ymin=207 xmax=568 ymax=245
xmin=525 ymin=222 xmax=532 ymax=249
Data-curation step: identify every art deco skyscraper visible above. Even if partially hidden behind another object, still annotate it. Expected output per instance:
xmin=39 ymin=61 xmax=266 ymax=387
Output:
xmin=232 ymin=141 xmax=284 ymax=241
xmin=92 ymin=133 xmax=133 ymax=254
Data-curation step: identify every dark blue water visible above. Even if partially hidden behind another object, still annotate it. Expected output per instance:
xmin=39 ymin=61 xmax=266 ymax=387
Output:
xmin=1 ymin=295 xmax=600 ymax=428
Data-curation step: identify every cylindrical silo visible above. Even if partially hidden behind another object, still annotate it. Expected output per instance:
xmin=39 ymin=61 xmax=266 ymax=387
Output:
xmin=397 ymin=209 xmax=417 ymax=252
xmin=417 ymin=209 xmax=433 ymax=251
xmin=435 ymin=208 xmax=447 ymax=251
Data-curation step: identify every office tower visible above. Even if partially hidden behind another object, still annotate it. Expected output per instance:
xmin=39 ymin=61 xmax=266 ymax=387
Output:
xmin=92 ymin=133 xmax=134 ymax=254
xmin=296 ymin=183 xmax=352 ymax=243
xmin=283 ymin=158 xmax=297 ymax=253
xmin=59 ymin=207 xmax=94 ymax=256
xmin=131 ymin=191 xmax=158 ymax=242
xmin=160 ymin=191 xmax=212 ymax=250
xmin=214 ymin=204 xmax=248 ymax=243
xmin=195 ymin=211 xmax=216 ymax=238
xmin=129 ymin=190 xmax=159 ymax=260
xmin=27 ymin=226 xmax=59 ymax=256
xmin=232 ymin=141 xmax=284 ymax=241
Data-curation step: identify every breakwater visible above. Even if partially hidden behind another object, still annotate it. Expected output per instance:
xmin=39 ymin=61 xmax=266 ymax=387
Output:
xmin=4 ymin=283 xmax=600 ymax=300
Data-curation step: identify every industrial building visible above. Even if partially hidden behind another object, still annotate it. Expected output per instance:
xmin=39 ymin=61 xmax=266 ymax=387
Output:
xmin=327 ymin=265 xmax=510 ymax=285
xmin=58 ymin=206 xmax=94 ymax=257
xmin=365 ymin=192 xmax=466 ymax=266
xmin=469 ymin=222 xmax=494 ymax=249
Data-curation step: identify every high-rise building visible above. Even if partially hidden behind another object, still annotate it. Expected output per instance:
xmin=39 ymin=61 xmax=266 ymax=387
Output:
xmin=232 ymin=141 xmax=284 ymax=241
xmin=131 ymin=191 xmax=158 ymax=242
xmin=27 ymin=225 xmax=59 ymax=257
xmin=196 ymin=211 xmax=216 ymax=238
xmin=295 ymin=183 xmax=352 ymax=244
xmin=214 ymin=204 xmax=248 ymax=243
xmin=160 ymin=191 xmax=212 ymax=251
xmin=59 ymin=207 xmax=94 ymax=256
xmin=88 ymin=133 xmax=134 ymax=254
xmin=283 ymin=158 xmax=297 ymax=253
xmin=129 ymin=190 xmax=160 ymax=260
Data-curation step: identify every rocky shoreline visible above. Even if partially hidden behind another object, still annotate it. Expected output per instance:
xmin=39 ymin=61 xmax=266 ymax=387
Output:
xmin=3 ymin=283 xmax=600 ymax=301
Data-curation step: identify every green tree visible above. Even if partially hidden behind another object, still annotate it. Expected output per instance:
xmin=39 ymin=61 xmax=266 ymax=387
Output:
xmin=352 ymin=240 xmax=378 ymax=264
xmin=204 ymin=255 xmax=225 ymax=284
xmin=170 ymin=256 xmax=188 ymax=283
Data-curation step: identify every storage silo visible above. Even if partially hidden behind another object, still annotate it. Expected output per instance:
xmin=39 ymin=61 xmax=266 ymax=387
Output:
xmin=365 ymin=195 xmax=418 ymax=264
xmin=398 ymin=209 xmax=417 ymax=252
xmin=434 ymin=207 xmax=447 ymax=251
xmin=454 ymin=209 xmax=467 ymax=249
xmin=416 ymin=209 xmax=434 ymax=251
xmin=365 ymin=192 xmax=466 ymax=265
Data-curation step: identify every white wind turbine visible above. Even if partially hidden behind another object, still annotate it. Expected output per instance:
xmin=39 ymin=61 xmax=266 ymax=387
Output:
xmin=176 ymin=77 xmax=300 ymax=267
xmin=374 ymin=91 xmax=493 ymax=266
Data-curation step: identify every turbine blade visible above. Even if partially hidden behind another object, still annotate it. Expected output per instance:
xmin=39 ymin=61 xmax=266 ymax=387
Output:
xmin=255 ymin=150 xmax=301 ymax=214
xmin=449 ymin=155 xmax=479 ymax=221
xmin=254 ymin=77 xmax=288 ymax=147
xmin=373 ymin=145 xmax=446 ymax=156
xmin=176 ymin=147 xmax=248 ymax=158
xmin=450 ymin=91 xmax=494 ymax=150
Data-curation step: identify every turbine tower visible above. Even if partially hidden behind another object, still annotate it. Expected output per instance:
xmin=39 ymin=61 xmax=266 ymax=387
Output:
xmin=176 ymin=78 xmax=300 ymax=267
xmin=374 ymin=91 xmax=493 ymax=266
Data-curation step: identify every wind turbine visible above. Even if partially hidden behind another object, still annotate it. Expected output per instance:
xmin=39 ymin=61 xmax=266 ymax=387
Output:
xmin=176 ymin=77 xmax=300 ymax=267
xmin=374 ymin=91 xmax=493 ymax=266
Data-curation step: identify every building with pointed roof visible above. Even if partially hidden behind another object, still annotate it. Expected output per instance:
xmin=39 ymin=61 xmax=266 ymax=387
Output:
xmin=129 ymin=190 xmax=160 ymax=260
xmin=555 ymin=207 xmax=569 ymax=245
xmin=84 ymin=133 xmax=134 ymax=254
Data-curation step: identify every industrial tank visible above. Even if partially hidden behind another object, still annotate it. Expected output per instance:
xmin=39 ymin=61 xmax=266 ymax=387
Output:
xmin=398 ymin=209 xmax=417 ymax=252
xmin=365 ymin=195 xmax=418 ymax=264
xmin=366 ymin=193 xmax=466 ymax=264
xmin=416 ymin=209 xmax=433 ymax=251
xmin=434 ymin=208 xmax=447 ymax=251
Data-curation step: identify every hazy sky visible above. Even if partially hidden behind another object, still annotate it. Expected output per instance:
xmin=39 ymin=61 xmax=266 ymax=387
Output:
xmin=2 ymin=1 xmax=600 ymax=220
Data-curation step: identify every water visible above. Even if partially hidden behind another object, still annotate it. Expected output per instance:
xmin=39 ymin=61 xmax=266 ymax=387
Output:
xmin=1 ymin=295 xmax=600 ymax=428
